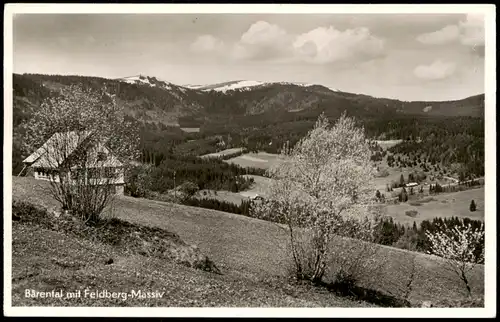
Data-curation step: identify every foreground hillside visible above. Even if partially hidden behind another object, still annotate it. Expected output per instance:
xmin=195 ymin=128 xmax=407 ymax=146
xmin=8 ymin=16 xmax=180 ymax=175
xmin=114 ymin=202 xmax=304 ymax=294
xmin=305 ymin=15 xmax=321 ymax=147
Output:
xmin=13 ymin=223 xmax=372 ymax=307
xmin=11 ymin=177 xmax=484 ymax=306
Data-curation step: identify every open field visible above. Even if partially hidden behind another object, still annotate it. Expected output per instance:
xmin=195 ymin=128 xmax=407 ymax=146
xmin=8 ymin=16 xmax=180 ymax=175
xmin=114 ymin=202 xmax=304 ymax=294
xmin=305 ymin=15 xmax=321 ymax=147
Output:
xmin=194 ymin=175 xmax=273 ymax=204
xmin=373 ymin=166 xmax=417 ymax=192
xmin=224 ymin=152 xmax=281 ymax=170
xmin=200 ymin=148 xmax=244 ymax=159
xmin=239 ymin=175 xmax=273 ymax=198
xmin=375 ymin=139 xmax=403 ymax=150
xmin=194 ymin=190 xmax=248 ymax=205
xmin=180 ymin=127 xmax=200 ymax=133
xmin=193 ymin=169 xmax=484 ymax=229
xmin=373 ymin=157 xmax=460 ymax=193
xmin=11 ymin=176 xmax=484 ymax=305
xmin=386 ymin=187 xmax=485 ymax=225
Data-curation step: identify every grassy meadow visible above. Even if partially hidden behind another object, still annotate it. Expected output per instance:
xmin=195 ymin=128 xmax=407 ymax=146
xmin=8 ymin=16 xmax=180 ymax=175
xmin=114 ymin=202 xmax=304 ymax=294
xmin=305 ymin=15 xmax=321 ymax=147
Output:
xmin=224 ymin=152 xmax=281 ymax=170
xmin=200 ymin=148 xmax=244 ymax=159
xmin=385 ymin=187 xmax=485 ymax=225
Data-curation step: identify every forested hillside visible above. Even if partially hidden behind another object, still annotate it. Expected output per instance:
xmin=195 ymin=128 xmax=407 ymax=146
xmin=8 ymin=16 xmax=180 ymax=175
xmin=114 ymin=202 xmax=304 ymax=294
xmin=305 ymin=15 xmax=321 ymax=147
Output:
xmin=12 ymin=73 xmax=484 ymax=179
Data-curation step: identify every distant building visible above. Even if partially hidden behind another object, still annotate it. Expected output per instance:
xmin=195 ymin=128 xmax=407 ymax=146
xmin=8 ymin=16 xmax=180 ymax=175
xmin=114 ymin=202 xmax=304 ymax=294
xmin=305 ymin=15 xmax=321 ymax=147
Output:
xmin=22 ymin=131 xmax=125 ymax=195
xmin=405 ymin=182 xmax=418 ymax=188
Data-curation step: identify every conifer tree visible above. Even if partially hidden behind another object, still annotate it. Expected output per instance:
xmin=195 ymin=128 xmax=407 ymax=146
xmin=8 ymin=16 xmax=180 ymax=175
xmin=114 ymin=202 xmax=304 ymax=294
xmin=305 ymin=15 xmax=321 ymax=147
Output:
xmin=469 ymin=200 xmax=477 ymax=212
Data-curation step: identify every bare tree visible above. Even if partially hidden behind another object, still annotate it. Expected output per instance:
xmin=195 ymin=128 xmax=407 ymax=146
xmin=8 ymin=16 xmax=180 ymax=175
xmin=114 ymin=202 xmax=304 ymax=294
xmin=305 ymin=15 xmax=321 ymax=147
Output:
xmin=252 ymin=113 xmax=376 ymax=283
xmin=425 ymin=221 xmax=484 ymax=297
xmin=20 ymin=84 xmax=139 ymax=224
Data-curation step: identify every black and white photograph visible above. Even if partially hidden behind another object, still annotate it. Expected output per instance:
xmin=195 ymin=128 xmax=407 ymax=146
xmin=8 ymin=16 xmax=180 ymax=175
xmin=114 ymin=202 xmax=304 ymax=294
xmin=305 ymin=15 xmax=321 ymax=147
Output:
xmin=3 ymin=4 xmax=496 ymax=318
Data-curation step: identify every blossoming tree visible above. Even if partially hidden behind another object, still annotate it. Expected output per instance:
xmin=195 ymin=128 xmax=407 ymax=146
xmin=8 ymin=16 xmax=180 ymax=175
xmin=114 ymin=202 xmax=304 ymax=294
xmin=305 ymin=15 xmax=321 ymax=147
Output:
xmin=251 ymin=113 xmax=376 ymax=283
xmin=425 ymin=221 xmax=485 ymax=297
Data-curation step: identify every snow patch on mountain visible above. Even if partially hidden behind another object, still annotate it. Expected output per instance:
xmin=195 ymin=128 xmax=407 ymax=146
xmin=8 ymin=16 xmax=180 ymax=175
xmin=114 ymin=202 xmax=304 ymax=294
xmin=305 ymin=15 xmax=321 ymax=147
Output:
xmin=184 ymin=84 xmax=208 ymax=90
xmin=279 ymin=81 xmax=314 ymax=87
xmin=210 ymin=80 xmax=266 ymax=93
xmin=119 ymin=75 xmax=340 ymax=94
xmin=117 ymin=75 xmax=174 ymax=90
xmin=119 ymin=75 xmax=152 ymax=85
xmin=187 ymin=80 xmax=340 ymax=93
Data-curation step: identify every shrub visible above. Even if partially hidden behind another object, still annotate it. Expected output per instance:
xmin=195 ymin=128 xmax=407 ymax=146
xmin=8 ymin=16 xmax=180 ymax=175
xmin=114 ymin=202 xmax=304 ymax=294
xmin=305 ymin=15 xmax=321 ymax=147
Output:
xmin=177 ymin=181 xmax=199 ymax=199
xmin=405 ymin=210 xmax=418 ymax=218
xmin=252 ymin=113 xmax=376 ymax=284
xmin=332 ymin=269 xmax=358 ymax=296
xmin=327 ymin=235 xmax=384 ymax=286
xmin=125 ymin=164 xmax=153 ymax=197
xmin=392 ymin=230 xmax=419 ymax=252
xmin=12 ymin=200 xmax=51 ymax=227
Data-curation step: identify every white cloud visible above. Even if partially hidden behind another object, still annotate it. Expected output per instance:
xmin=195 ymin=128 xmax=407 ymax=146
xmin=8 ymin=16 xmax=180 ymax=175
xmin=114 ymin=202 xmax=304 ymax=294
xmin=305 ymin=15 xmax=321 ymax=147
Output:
xmin=416 ymin=25 xmax=460 ymax=45
xmin=292 ymin=26 xmax=385 ymax=64
xmin=416 ymin=14 xmax=484 ymax=47
xmin=190 ymin=34 xmax=225 ymax=53
xmin=230 ymin=21 xmax=293 ymax=61
xmin=413 ymin=60 xmax=456 ymax=80
xmin=459 ymin=14 xmax=485 ymax=46
xmin=190 ymin=21 xmax=385 ymax=65
xmin=239 ymin=21 xmax=289 ymax=46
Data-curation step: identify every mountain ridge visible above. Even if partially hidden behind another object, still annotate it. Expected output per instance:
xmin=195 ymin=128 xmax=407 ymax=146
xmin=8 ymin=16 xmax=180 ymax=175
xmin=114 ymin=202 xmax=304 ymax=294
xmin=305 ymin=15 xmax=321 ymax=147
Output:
xmin=11 ymin=73 xmax=485 ymax=177
xmin=13 ymin=73 xmax=485 ymax=129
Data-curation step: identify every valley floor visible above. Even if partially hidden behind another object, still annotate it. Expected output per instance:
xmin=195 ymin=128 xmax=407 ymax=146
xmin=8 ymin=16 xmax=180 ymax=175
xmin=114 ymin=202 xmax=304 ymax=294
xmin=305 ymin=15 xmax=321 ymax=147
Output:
xmin=385 ymin=187 xmax=485 ymax=225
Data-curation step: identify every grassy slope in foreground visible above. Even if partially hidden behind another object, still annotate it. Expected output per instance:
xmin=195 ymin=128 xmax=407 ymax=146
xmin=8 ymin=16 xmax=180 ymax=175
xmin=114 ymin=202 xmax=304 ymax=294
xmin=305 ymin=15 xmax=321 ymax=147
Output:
xmin=12 ymin=224 xmax=372 ymax=307
xmin=12 ymin=176 xmax=484 ymax=305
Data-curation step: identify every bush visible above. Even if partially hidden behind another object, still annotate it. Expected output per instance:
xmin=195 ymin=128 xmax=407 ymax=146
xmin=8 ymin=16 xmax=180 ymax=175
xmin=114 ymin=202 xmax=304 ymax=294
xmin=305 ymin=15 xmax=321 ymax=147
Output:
xmin=326 ymin=237 xmax=383 ymax=289
xmin=325 ymin=237 xmax=411 ymax=307
xmin=177 ymin=181 xmax=199 ymax=198
xmin=392 ymin=230 xmax=419 ymax=252
xmin=12 ymin=200 xmax=51 ymax=227
xmin=405 ymin=210 xmax=418 ymax=218
xmin=331 ymin=269 xmax=358 ymax=296
xmin=125 ymin=164 xmax=153 ymax=197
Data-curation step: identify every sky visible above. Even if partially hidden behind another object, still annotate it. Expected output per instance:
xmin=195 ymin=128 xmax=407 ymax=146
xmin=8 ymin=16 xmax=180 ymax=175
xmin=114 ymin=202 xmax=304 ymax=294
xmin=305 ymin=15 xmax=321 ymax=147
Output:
xmin=12 ymin=13 xmax=486 ymax=101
